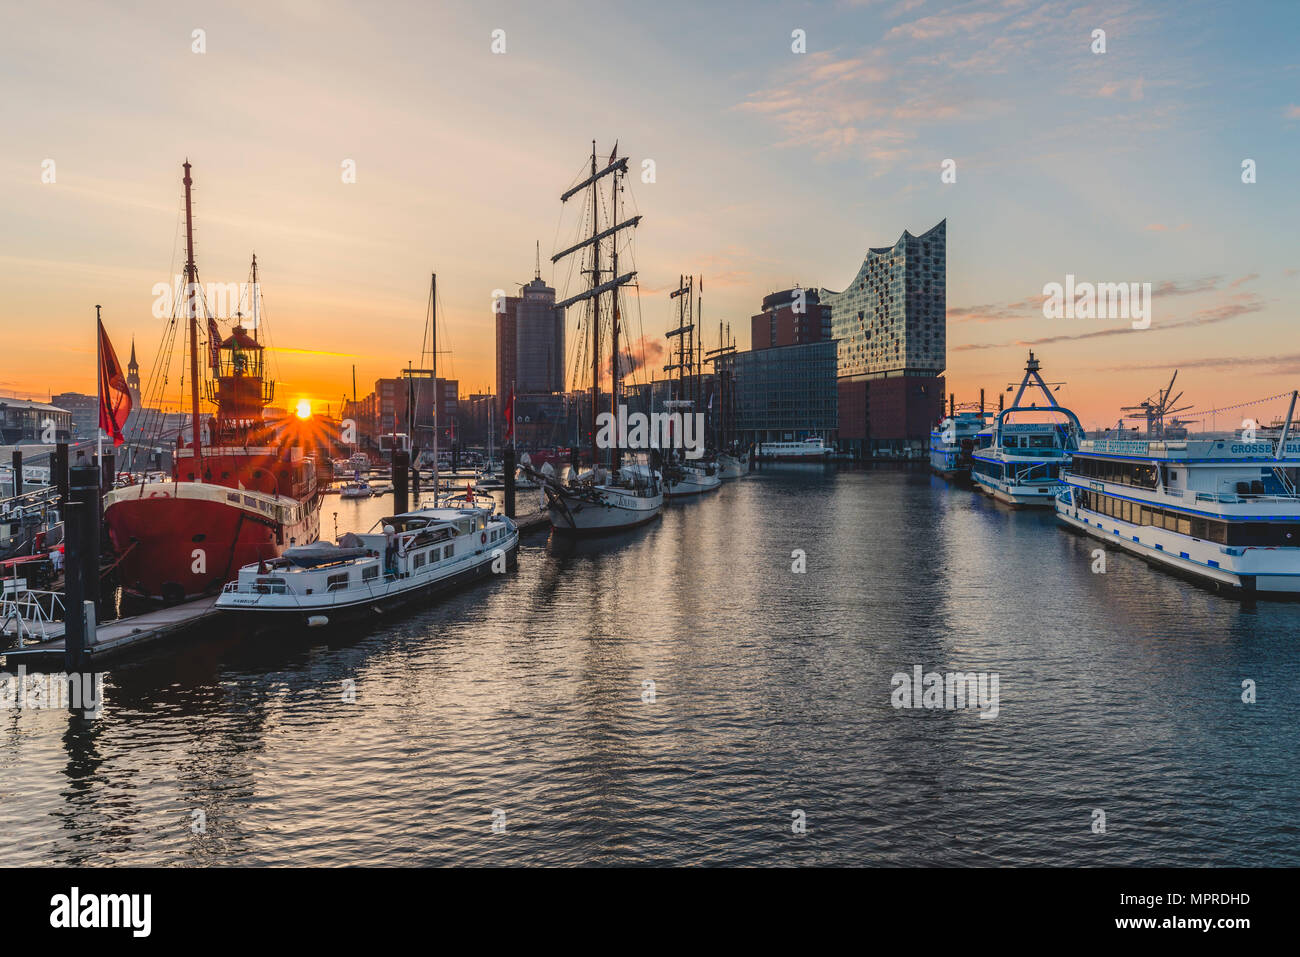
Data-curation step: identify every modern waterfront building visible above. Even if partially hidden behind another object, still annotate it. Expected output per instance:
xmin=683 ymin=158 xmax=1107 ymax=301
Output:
xmin=822 ymin=220 xmax=947 ymax=458
xmin=720 ymin=339 xmax=838 ymax=447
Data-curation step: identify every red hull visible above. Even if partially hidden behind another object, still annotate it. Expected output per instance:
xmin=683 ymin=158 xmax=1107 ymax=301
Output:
xmin=105 ymin=490 xmax=320 ymax=602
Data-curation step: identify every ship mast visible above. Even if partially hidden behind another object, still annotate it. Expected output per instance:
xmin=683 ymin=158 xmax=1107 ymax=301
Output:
xmin=551 ymin=142 xmax=638 ymax=470
xmin=610 ymin=157 xmax=621 ymax=471
xmin=590 ymin=145 xmax=601 ymax=465
xmin=250 ymin=253 xmax=259 ymax=343
xmin=430 ymin=272 xmax=438 ymax=496
xmin=182 ymin=160 xmax=203 ymax=476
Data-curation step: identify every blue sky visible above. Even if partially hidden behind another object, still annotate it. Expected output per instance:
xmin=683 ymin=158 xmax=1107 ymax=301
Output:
xmin=1 ymin=0 xmax=1297 ymax=427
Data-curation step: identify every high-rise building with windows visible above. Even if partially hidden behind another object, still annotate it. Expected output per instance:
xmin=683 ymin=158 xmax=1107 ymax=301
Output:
xmin=515 ymin=276 xmax=562 ymax=394
xmin=495 ymin=270 xmax=563 ymax=413
xmin=822 ymin=220 xmax=946 ymax=456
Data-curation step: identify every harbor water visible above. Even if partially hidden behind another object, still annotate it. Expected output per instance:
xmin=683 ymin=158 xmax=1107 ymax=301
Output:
xmin=3 ymin=466 xmax=1298 ymax=866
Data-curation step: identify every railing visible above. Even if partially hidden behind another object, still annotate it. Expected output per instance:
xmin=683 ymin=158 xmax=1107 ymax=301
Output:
xmin=1 ymin=587 xmax=66 ymax=647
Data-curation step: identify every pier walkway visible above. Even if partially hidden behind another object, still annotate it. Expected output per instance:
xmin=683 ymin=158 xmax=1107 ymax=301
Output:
xmin=1 ymin=596 xmax=221 ymax=667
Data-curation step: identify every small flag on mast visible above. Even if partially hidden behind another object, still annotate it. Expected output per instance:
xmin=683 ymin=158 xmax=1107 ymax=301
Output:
xmin=207 ymin=318 xmax=222 ymax=371
xmin=504 ymin=390 xmax=515 ymax=442
xmin=608 ymin=141 xmax=618 ymax=167
xmin=97 ymin=318 xmax=132 ymax=446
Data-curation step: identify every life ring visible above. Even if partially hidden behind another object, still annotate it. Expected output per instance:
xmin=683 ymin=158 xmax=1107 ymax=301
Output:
xmin=480 ymin=531 xmax=487 ymax=544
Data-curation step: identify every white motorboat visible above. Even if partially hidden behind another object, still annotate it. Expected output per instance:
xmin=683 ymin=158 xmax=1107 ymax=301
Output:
xmin=216 ymin=505 xmax=518 ymax=626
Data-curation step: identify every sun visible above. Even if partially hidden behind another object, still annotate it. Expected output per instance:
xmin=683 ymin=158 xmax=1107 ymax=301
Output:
xmin=295 ymin=398 xmax=312 ymax=420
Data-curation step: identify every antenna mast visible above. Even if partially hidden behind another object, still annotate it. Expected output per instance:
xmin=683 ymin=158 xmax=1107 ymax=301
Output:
xmin=182 ymin=160 xmax=203 ymax=476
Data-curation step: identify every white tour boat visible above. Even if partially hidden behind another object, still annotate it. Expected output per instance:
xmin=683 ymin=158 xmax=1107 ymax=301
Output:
xmin=216 ymin=505 xmax=519 ymax=626
xmin=755 ymin=438 xmax=833 ymax=461
xmin=971 ymin=352 xmax=1083 ymax=506
xmin=1057 ymin=392 xmax=1300 ymax=597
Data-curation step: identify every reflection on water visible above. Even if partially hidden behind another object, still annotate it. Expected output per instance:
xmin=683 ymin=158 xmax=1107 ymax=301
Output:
xmin=3 ymin=466 xmax=1299 ymax=865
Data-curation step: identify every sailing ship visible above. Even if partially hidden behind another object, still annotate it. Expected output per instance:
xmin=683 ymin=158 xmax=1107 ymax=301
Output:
xmin=104 ymin=162 xmax=322 ymax=603
xmin=969 ymin=352 xmax=1084 ymax=506
xmin=529 ymin=142 xmax=663 ymax=534
xmin=702 ymin=307 xmax=747 ymax=479
xmin=661 ymin=275 xmax=721 ymax=497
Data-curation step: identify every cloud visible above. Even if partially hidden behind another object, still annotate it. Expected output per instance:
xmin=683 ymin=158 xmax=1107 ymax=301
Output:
xmin=948 ymin=296 xmax=1040 ymax=323
xmin=953 ymin=292 xmax=1267 ymax=350
xmin=1287 ymin=104 xmax=1300 ymax=119
xmin=1115 ymin=353 xmax=1300 ymax=377
xmin=1144 ymin=223 xmax=1190 ymax=232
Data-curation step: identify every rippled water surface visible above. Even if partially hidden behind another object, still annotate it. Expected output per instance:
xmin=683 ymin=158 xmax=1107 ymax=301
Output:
xmin=3 ymin=466 xmax=1298 ymax=866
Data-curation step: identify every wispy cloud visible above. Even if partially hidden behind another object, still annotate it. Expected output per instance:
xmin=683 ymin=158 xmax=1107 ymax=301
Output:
xmin=954 ymin=292 xmax=1267 ymax=351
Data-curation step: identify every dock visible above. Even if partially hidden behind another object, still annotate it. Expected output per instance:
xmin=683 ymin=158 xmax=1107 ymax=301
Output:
xmin=1 ymin=596 xmax=221 ymax=668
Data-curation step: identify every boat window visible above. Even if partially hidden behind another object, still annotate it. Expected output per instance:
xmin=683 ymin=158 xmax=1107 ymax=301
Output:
xmin=413 ymin=552 xmax=427 ymax=568
xmin=254 ymin=577 xmax=287 ymax=595
xmin=326 ymin=572 xmax=349 ymax=592
xmin=362 ymin=565 xmax=379 ymax=581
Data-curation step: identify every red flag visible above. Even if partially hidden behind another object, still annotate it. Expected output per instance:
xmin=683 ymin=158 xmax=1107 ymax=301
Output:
xmin=97 ymin=319 xmax=132 ymax=446
xmin=503 ymin=390 xmax=515 ymax=442
xmin=607 ymin=141 xmax=618 ymax=167
xmin=207 ymin=318 xmax=222 ymax=372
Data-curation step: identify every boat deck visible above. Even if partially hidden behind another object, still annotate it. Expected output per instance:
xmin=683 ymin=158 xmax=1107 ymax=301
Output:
xmin=1 ymin=595 xmax=221 ymax=667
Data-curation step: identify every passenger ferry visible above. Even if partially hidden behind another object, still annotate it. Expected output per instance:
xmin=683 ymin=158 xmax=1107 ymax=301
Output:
xmin=970 ymin=353 xmax=1083 ymax=506
xmin=930 ymin=411 xmax=989 ymax=479
xmin=1056 ymin=397 xmax=1300 ymax=596
xmin=216 ymin=505 xmax=518 ymax=626
xmin=755 ymin=438 xmax=833 ymax=461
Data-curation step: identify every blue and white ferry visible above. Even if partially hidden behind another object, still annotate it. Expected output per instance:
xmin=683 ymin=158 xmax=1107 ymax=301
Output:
xmin=1056 ymin=394 xmax=1300 ymax=597
xmin=930 ymin=411 xmax=990 ymax=478
xmin=970 ymin=352 xmax=1084 ymax=506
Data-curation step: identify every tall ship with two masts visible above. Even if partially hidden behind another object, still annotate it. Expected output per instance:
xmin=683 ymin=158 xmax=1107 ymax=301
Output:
xmin=970 ymin=351 xmax=1084 ymax=506
xmin=104 ymin=162 xmax=322 ymax=603
xmin=531 ymin=142 xmax=663 ymax=533
xmin=662 ymin=274 xmax=721 ymax=497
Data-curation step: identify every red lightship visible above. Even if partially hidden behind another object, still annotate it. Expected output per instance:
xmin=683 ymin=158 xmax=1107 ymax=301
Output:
xmin=104 ymin=162 xmax=322 ymax=603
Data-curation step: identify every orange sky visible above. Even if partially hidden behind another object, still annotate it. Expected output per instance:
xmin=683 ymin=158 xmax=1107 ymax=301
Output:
xmin=3 ymin=1 xmax=1298 ymax=434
